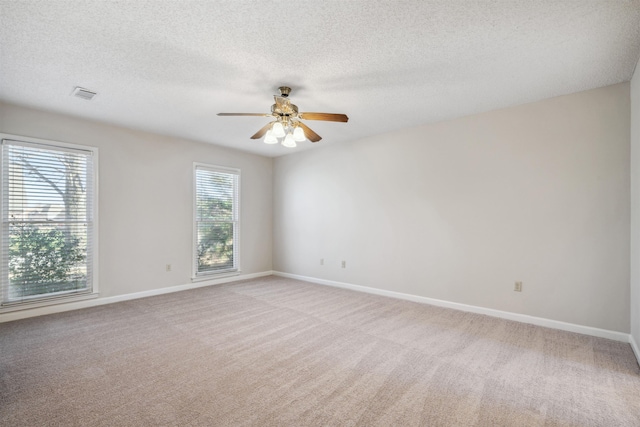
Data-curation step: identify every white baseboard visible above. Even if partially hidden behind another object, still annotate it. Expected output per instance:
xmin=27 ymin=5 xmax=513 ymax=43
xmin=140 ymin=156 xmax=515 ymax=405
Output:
xmin=4 ymin=270 xmax=636 ymax=355
xmin=631 ymin=334 xmax=640 ymax=367
xmin=273 ymin=271 xmax=631 ymax=344
xmin=0 ymin=270 xmax=274 ymax=323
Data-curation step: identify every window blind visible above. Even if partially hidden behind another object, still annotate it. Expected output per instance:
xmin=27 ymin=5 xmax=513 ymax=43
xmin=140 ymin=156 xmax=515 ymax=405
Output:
xmin=1 ymin=139 xmax=95 ymax=305
xmin=194 ymin=165 xmax=240 ymax=275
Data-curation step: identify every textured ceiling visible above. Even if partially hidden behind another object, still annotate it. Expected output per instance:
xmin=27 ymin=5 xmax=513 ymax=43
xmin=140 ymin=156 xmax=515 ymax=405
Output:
xmin=1 ymin=1 xmax=639 ymax=157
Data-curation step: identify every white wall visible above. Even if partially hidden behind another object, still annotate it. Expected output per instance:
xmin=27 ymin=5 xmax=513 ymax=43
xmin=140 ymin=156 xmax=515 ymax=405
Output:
xmin=631 ymin=57 xmax=640 ymax=355
xmin=274 ymin=83 xmax=630 ymax=333
xmin=0 ymin=102 xmax=273 ymax=301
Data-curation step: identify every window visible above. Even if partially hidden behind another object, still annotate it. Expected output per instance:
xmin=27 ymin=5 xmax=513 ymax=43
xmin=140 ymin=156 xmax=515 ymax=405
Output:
xmin=1 ymin=136 xmax=98 ymax=307
xmin=194 ymin=164 xmax=240 ymax=277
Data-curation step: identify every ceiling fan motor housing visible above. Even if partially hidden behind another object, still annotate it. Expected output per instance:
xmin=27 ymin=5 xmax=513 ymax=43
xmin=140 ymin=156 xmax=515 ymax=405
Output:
xmin=271 ymin=102 xmax=298 ymax=116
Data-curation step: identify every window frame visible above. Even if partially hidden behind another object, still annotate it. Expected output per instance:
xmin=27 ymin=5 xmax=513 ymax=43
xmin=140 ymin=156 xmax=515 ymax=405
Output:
xmin=0 ymin=133 xmax=99 ymax=311
xmin=192 ymin=162 xmax=241 ymax=280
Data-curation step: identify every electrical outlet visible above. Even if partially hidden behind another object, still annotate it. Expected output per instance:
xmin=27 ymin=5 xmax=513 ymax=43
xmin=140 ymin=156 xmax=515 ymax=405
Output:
xmin=514 ymin=281 xmax=522 ymax=292
xmin=166 ymin=264 xmax=172 ymax=272
xmin=320 ymin=258 xmax=324 ymax=265
xmin=341 ymin=260 xmax=346 ymax=268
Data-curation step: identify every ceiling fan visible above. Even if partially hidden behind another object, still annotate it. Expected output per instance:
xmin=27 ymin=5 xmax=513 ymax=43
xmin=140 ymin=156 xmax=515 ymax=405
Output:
xmin=217 ymin=86 xmax=349 ymax=148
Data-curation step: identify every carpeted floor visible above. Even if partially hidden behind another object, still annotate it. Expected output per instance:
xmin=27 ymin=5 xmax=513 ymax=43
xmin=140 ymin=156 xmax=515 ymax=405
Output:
xmin=1 ymin=275 xmax=639 ymax=426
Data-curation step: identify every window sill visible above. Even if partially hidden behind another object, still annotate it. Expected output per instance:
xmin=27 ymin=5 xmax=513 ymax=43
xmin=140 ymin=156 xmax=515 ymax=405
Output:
xmin=0 ymin=292 xmax=99 ymax=313
xmin=191 ymin=270 xmax=241 ymax=283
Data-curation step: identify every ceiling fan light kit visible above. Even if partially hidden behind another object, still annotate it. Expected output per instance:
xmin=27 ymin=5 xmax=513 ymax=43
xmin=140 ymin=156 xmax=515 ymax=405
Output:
xmin=272 ymin=121 xmax=286 ymax=138
xmin=282 ymin=133 xmax=297 ymax=148
xmin=263 ymin=130 xmax=278 ymax=144
xmin=217 ymin=86 xmax=349 ymax=148
xmin=293 ymin=126 xmax=305 ymax=142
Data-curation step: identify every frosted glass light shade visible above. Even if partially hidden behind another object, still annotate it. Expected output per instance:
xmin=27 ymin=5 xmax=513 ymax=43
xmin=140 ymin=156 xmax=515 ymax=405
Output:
xmin=282 ymin=133 xmax=297 ymax=148
xmin=293 ymin=126 xmax=306 ymax=142
xmin=272 ymin=122 xmax=285 ymax=137
xmin=264 ymin=130 xmax=278 ymax=144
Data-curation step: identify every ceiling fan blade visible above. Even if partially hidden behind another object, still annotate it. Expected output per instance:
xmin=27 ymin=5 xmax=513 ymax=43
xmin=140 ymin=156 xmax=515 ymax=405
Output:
xmin=217 ymin=113 xmax=271 ymax=117
xmin=299 ymin=112 xmax=349 ymax=122
xmin=298 ymin=122 xmax=322 ymax=142
xmin=250 ymin=122 xmax=272 ymax=140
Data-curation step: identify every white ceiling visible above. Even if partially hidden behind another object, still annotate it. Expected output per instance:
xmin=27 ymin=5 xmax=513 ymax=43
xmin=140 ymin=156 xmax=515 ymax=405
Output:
xmin=1 ymin=1 xmax=639 ymax=157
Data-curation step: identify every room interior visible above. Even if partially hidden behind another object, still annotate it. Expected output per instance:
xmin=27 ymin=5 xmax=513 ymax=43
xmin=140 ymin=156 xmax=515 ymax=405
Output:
xmin=1 ymin=1 xmax=640 ymax=425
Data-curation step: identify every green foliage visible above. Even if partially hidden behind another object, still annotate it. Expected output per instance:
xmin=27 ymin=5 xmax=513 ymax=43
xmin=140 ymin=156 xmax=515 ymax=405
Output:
xmin=9 ymin=224 xmax=86 ymax=297
xmin=196 ymin=170 xmax=236 ymax=272
xmin=197 ymin=200 xmax=234 ymax=271
xmin=197 ymin=222 xmax=234 ymax=271
xmin=197 ymin=196 xmax=233 ymax=221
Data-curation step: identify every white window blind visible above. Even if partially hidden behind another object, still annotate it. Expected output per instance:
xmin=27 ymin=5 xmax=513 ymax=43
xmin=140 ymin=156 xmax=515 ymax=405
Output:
xmin=194 ymin=164 xmax=240 ymax=276
xmin=1 ymin=138 xmax=96 ymax=305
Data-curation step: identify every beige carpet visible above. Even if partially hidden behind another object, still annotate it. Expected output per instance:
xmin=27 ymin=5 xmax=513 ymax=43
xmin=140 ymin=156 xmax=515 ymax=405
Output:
xmin=1 ymin=275 xmax=639 ymax=426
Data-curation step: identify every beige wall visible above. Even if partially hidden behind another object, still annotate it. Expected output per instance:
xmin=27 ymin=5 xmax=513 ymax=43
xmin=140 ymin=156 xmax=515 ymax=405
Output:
xmin=0 ymin=101 xmax=273 ymax=299
xmin=1 ymin=81 xmax=633 ymax=335
xmin=274 ymin=83 xmax=631 ymax=333
xmin=631 ymin=57 xmax=640 ymax=349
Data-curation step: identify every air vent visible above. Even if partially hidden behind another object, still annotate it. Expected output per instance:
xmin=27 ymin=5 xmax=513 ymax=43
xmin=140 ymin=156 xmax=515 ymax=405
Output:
xmin=71 ymin=87 xmax=97 ymax=101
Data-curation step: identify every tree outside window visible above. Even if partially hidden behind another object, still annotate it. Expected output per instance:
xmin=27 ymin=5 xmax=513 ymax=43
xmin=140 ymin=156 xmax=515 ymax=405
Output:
xmin=195 ymin=165 xmax=239 ymax=275
xmin=1 ymin=139 xmax=95 ymax=303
